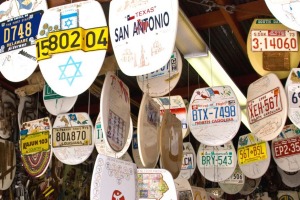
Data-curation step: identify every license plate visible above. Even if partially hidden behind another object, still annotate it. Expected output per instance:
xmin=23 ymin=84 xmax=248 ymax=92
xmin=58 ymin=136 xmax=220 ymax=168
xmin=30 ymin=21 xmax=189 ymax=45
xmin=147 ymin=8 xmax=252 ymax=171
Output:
xmin=43 ymin=83 xmax=63 ymax=100
xmin=191 ymin=100 xmax=237 ymax=125
xmin=199 ymin=150 xmax=233 ymax=168
xmin=247 ymin=87 xmax=282 ymax=124
xmin=273 ymin=136 xmax=300 ymax=159
xmin=0 ymin=11 xmax=43 ymax=54
xmin=52 ymin=125 xmax=92 ymax=147
xmin=251 ymin=30 xmax=298 ymax=52
xmin=20 ymin=131 xmax=49 ymax=155
xmin=36 ymin=26 xmax=108 ymax=61
xmin=238 ymin=142 xmax=267 ymax=165
xmin=138 ymin=52 xmax=178 ymax=81
xmin=288 ymin=85 xmax=300 ymax=109
xmin=221 ymin=171 xmax=244 ymax=184
xmin=181 ymin=153 xmax=194 ymax=170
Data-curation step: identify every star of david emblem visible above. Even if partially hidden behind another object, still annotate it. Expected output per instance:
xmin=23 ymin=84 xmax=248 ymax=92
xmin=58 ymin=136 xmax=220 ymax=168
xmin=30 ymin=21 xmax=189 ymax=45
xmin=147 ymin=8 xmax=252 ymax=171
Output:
xmin=59 ymin=56 xmax=82 ymax=86
xmin=64 ymin=18 xmax=73 ymax=29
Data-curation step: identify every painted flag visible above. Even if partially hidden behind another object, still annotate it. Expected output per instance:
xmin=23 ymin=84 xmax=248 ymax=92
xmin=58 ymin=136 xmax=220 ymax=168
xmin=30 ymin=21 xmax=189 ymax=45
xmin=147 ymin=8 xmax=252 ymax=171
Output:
xmin=60 ymin=9 xmax=78 ymax=30
xmin=17 ymin=0 xmax=33 ymax=10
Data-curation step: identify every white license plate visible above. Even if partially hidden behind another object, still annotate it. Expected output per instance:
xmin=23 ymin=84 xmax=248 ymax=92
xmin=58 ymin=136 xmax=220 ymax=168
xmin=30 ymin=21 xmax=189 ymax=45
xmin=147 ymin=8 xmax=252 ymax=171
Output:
xmin=52 ymin=125 xmax=92 ymax=147
xmin=251 ymin=30 xmax=298 ymax=52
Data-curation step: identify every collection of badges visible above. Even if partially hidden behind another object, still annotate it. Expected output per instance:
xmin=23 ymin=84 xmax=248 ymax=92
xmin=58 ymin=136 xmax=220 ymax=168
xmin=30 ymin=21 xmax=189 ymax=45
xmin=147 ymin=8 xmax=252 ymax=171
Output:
xmin=0 ymin=0 xmax=299 ymax=199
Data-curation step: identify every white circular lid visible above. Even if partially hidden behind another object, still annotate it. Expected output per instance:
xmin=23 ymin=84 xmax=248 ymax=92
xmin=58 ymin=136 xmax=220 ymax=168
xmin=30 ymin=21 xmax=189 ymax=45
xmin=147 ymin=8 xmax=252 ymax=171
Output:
xmin=136 ymin=47 xmax=182 ymax=97
xmin=52 ymin=112 xmax=94 ymax=165
xmin=43 ymin=82 xmax=77 ymax=116
xmin=100 ymin=71 xmax=131 ymax=153
xmin=178 ymin=142 xmax=196 ymax=179
xmin=37 ymin=1 xmax=107 ymax=96
xmin=188 ymin=86 xmax=241 ymax=146
xmin=95 ymin=111 xmax=133 ymax=158
xmin=91 ymin=154 xmax=137 ymax=200
xmin=218 ymin=165 xmax=245 ymax=195
xmin=246 ymin=18 xmax=300 ymax=79
xmin=108 ymin=0 xmax=178 ymax=76
xmin=20 ymin=117 xmax=52 ymax=177
xmin=246 ymin=73 xmax=288 ymax=141
xmin=137 ymin=93 xmax=160 ymax=168
xmin=137 ymin=168 xmax=177 ymax=200
xmin=238 ymin=133 xmax=271 ymax=179
xmin=272 ymin=124 xmax=300 ymax=172
xmin=264 ymin=0 xmax=300 ymax=31
xmin=0 ymin=5 xmax=47 ymax=82
xmin=196 ymin=141 xmax=237 ymax=182
xmin=174 ymin=178 xmax=194 ymax=200
xmin=153 ymin=95 xmax=189 ymax=139
xmin=0 ymin=139 xmax=16 ymax=190
xmin=277 ymin=190 xmax=300 ymax=199
xmin=239 ymin=176 xmax=261 ymax=196
xmin=160 ymin=110 xmax=183 ymax=179
xmin=191 ymin=186 xmax=208 ymax=200
xmin=285 ymin=69 xmax=300 ymax=128
xmin=277 ymin=165 xmax=300 ymax=188
xmin=132 ymin=130 xmax=146 ymax=168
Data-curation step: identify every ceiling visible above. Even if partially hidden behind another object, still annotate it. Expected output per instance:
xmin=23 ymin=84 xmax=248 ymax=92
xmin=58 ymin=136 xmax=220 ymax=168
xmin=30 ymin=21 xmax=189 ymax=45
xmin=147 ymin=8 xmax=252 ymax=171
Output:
xmin=0 ymin=0 xmax=299 ymax=196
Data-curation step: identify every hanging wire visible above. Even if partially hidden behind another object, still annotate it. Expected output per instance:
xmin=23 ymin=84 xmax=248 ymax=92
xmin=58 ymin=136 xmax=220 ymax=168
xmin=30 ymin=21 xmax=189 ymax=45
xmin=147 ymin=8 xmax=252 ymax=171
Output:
xmin=186 ymin=0 xmax=273 ymax=16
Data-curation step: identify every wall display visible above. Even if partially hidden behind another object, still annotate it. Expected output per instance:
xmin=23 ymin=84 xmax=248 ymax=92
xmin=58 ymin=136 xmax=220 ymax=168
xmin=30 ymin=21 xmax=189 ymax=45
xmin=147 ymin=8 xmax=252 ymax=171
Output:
xmin=137 ymin=168 xmax=177 ymax=200
xmin=247 ymin=18 xmax=300 ymax=79
xmin=174 ymin=178 xmax=194 ymax=200
xmin=19 ymin=117 xmax=51 ymax=177
xmin=100 ymin=71 xmax=131 ymax=154
xmin=52 ymin=112 xmax=94 ymax=165
xmin=37 ymin=1 xmax=108 ymax=97
xmin=43 ymin=82 xmax=77 ymax=116
xmin=239 ymin=176 xmax=262 ymax=196
xmin=109 ymin=0 xmax=179 ymax=76
xmin=196 ymin=141 xmax=237 ymax=182
xmin=95 ymin=111 xmax=133 ymax=158
xmin=178 ymin=142 xmax=196 ymax=179
xmin=136 ymin=47 xmax=182 ymax=97
xmin=277 ymin=190 xmax=299 ymax=200
xmin=0 ymin=0 xmax=47 ymax=82
xmin=160 ymin=110 xmax=183 ymax=179
xmin=247 ymin=73 xmax=287 ymax=141
xmin=137 ymin=93 xmax=160 ymax=168
xmin=272 ymin=124 xmax=300 ymax=172
xmin=277 ymin=165 xmax=300 ymax=187
xmin=60 ymin=159 xmax=92 ymax=200
xmin=264 ymin=0 xmax=300 ymax=32
xmin=285 ymin=69 xmax=300 ymax=128
xmin=153 ymin=95 xmax=189 ymax=139
xmin=91 ymin=154 xmax=137 ymax=200
xmin=188 ymin=86 xmax=241 ymax=146
xmin=0 ymin=88 xmax=17 ymax=139
xmin=218 ymin=166 xmax=245 ymax=195
xmin=205 ymin=188 xmax=224 ymax=199
xmin=191 ymin=186 xmax=208 ymax=200
xmin=238 ymin=133 xmax=271 ymax=179
xmin=132 ymin=130 xmax=146 ymax=168
xmin=0 ymin=139 xmax=16 ymax=190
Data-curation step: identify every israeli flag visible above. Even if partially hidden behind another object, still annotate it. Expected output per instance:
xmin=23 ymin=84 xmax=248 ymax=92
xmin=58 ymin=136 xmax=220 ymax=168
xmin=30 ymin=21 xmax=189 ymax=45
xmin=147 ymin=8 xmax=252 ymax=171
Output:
xmin=60 ymin=9 xmax=78 ymax=30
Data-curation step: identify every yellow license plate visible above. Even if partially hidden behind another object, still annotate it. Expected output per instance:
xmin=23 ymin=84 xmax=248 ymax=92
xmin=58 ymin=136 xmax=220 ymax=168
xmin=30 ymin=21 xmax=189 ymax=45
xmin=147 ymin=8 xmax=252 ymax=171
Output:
xmin=36 ymin=26 xmax=108 ymax=61
xmin=20 ymin=131 xmax=50 ymax=155
xmin=238 ymin=142 xmax=267 ymax=165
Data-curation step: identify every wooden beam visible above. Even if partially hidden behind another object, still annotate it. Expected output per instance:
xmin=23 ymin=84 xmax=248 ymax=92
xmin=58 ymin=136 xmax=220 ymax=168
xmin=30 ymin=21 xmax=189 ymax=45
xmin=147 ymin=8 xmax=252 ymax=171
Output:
xmin=189 ymin=0 xmax=273 ymax=30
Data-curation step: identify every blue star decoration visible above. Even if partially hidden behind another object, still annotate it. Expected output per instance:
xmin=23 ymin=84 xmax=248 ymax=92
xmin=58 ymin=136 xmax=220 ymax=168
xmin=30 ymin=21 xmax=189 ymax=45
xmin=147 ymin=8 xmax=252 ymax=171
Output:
xmin=59 ymin=56 xmax=82 ymax=86
xmin=64 ymin=18 xmax=73 ymax=29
